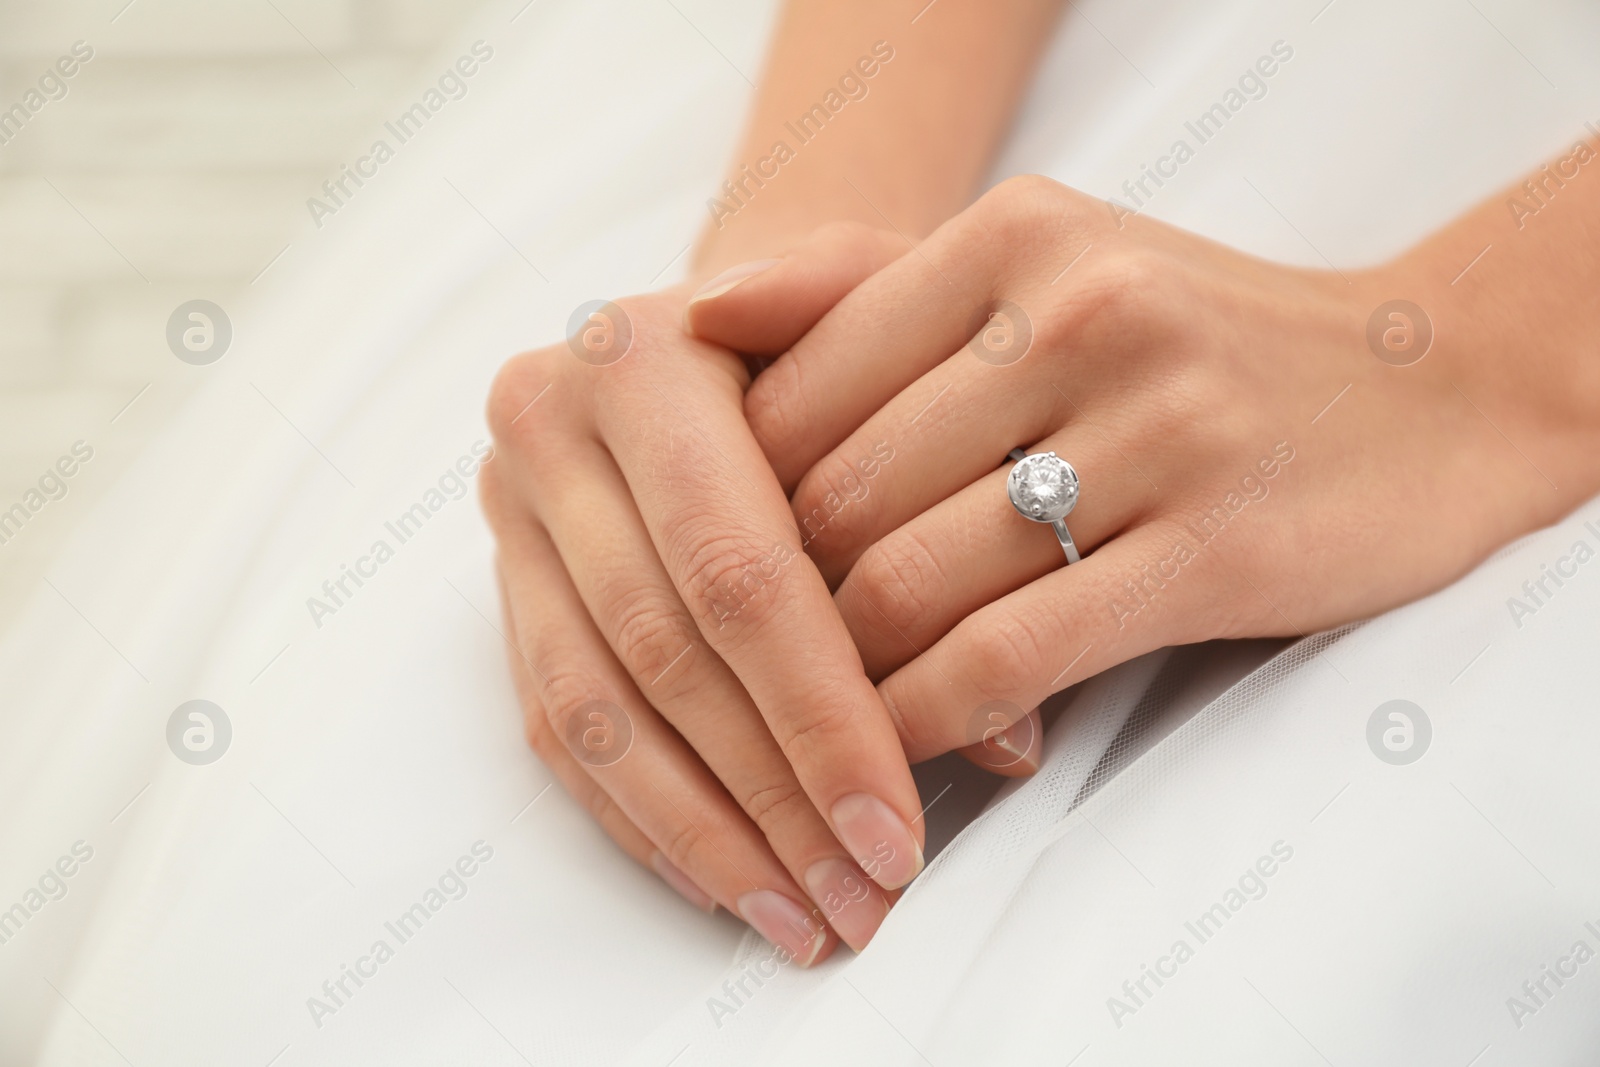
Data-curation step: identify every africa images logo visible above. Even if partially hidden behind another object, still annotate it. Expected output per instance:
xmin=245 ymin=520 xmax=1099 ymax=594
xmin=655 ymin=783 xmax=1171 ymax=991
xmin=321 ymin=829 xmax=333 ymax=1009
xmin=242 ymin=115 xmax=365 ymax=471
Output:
xmin=306 ymin=42 xmax=495 ymax=228
xmin=1106 ymin=841 xmax=1295 ymax=1028
xmin=304 ymin=442 xmax=492 ymax=629
xmin=0 ymin=41 xmax=95 ymax=150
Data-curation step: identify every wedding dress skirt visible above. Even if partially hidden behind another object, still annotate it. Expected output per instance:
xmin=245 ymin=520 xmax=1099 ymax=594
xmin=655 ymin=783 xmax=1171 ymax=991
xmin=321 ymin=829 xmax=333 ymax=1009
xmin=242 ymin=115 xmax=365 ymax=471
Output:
xmin=3 ymin=0 xmax=1598 ymax=1064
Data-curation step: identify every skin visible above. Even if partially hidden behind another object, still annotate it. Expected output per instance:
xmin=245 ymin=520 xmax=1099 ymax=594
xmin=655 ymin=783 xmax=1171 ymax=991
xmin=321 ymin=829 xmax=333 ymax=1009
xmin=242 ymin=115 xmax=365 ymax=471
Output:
xmin=482 ymin=272 xmax=908 ymax=962
xmin=702 ymin=165 xmax=1600 ymax=757
xmin=483 ymin=0 xmax=1600 ymax=958
xmin=691 ymin=0 xmax=1064 ymax=275
xmin=483 ymin=0 xmax=1063 ymax=959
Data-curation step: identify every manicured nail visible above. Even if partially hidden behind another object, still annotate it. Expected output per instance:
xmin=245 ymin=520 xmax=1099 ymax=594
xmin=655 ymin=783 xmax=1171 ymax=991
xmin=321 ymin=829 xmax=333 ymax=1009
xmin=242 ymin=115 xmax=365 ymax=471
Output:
xmin=830 ymin=793 xmax=924 ymax=891
xmin=804 ymin=857 xmax=889 ymax=950
xmin=651 ymin=851 xmax=716 ymax=914
xmin=737 ymin=890 xmax=828 ymax=966
xmin=687 ymin=259 xmax=780 ymax=306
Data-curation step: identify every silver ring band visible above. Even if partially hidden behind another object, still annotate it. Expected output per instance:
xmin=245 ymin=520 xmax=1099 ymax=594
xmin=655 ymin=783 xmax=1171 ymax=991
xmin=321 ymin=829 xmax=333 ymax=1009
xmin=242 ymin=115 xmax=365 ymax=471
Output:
xmin=1006 ymin=447 xmax=1080 ymax=565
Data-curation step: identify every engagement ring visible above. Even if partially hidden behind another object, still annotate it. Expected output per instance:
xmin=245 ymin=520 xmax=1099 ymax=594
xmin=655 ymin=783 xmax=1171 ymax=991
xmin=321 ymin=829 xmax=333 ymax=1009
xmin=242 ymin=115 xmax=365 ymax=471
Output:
xmin=1006 ymin=447 xmax=1080 ymax=565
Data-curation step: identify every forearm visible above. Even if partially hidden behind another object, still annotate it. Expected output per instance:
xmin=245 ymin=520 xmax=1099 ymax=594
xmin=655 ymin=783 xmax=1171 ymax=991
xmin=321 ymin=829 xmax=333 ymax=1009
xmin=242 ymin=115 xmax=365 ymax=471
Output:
xmin=692 ymin=0 xmax=1065 ymax=276
xmin=1395 ymin=133 xmax=1600 ymax=518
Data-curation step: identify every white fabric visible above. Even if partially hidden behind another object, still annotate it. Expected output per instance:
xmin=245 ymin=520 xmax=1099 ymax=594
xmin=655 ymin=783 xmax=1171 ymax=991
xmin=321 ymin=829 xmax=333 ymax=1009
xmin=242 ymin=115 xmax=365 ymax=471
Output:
xmin=3 ymin=0 xmax=1599 ymax=1063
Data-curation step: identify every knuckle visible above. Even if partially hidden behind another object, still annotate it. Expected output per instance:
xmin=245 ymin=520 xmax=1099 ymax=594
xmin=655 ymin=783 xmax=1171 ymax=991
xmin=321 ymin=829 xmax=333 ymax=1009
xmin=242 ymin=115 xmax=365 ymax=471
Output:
xmin=965 ymin=610 xmax=1055 ymax=698
xmin=607 ymin=590 xmax=694 ymax=685
xmin=876 ymin=678 xmax=939 ymax=757
xmin=655 ymin=817 xmax=716 ymax=879
xmin=744 ymin=359 xmax=806 ymax=461
xmin=849 ymin=530 xmax=947 ymax=638
xmin=592 ymin=293 xmax=750 ymax=404
xmin=1099 ymin=247 xmax=1189 ymax=333
xmin=1033 ymin=290 xmax=1112 ymax=356
xmin=1092 ymin=248 xmax=1163 ymax=315
xmin=538 ymin=664 xmax=606 ymax=739
xmin=576 ymin=292 xmax=677 ymax=386
xmin=792 ymin=452 xmax=874 ymax=554
xmin=485 ymin=349 xmax=561 ymax=446
xmin=585 ymin=296 xmax=657 ymax=389
xmin=740 ymin=779 xmax=810 ymax=840
xmin=974 ymin=174 xmax=1074 ymax=238
xmin=995 ymin=173 xmax=1072 ymax=212
xmin=602 ymin=293 xmax=666 ymax=353
xmin=670 ymin=528 xmax=796 ymax=638
xmin=775 ymin=689 xmax=860 ymax=766
xmin=614 ymin=289 xmax=683 ymax=325
xmin=958 ymin=175 xmax=1110 ymax=285
xmin=521 ymin=695 xmax=555 ymax=756
xmin=997 ymin=172 xmax=1071 ymax=200
xmin=1036 ymin=250 xmax=1168 ymax=356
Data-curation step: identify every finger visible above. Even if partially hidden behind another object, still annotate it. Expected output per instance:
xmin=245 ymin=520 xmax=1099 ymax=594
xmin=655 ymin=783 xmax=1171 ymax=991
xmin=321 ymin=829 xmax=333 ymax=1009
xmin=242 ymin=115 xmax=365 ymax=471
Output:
xmin=533 ymin=439 xmax=893 ymax=949
xmin=596 ymin=303 xmax=927 ymax=892
xmin=877 ymin=523 xmax=1196 ymax=763
xmin=741 ymin=215 xmax=1001 ymax=489
xmin=495 ymin=512 xmax=837 ymax=965
xmin=683 ymin=222 xmax=907 ymax=358
xmin=790 ymin=346 xmax=1065 ymax=584
xmin=493 ymin=562 xmax=706 ymax=904
xmin=956 ymin=705 xmax=1043 ymax=778
xmin=835 ymin=425 xmax=1152 ymax=681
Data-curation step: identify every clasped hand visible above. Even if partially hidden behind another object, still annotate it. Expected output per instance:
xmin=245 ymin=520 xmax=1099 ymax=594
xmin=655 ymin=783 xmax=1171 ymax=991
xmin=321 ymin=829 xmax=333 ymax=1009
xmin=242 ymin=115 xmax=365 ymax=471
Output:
xmin=481 ymin=175 xmax=1580 ymax=962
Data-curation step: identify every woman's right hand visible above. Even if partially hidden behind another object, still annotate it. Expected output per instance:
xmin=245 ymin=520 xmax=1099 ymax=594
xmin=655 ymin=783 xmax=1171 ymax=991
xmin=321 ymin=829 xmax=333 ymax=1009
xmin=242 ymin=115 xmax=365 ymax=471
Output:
xmin=481 ymin=224 xmax=923 ymax=959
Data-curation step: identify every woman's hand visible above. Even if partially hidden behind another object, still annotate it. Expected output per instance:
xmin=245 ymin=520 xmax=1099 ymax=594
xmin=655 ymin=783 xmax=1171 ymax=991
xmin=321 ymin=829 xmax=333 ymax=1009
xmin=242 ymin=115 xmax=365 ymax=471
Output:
xmin=690 ymin=169 xmax=1600 ymax=763
xmin=481 ymin=225 xmax=932 ymax=958
xmin=480 ymin=0 xmax=1074 ymax=954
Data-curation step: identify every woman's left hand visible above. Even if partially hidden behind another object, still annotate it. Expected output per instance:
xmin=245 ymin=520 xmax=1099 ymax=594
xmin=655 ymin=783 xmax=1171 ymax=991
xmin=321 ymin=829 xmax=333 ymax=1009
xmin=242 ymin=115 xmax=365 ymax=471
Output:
xmin=688 ymin=172 xmax=1600 ymax=763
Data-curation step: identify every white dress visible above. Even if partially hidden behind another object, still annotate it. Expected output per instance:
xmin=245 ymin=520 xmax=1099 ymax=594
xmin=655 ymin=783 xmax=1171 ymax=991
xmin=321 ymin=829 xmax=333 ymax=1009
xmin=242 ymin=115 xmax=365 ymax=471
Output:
xmin=3 ymin=0 xmax=1599 ymax=1063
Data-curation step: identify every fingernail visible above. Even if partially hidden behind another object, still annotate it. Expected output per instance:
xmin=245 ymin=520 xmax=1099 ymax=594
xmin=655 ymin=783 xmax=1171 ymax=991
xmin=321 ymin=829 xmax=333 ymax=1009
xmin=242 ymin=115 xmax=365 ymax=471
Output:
xmin=651 ymin=851 xmax=716 ymax=914
xmin=830 ymin=793 xmax=924 ymax=891
xmin=737 ymin=890 xmax=828 ymax=966
xmin=804 ymin=857 xmax=889 ymax=950
xmin=687 ymin=259 xmax=780 ymax=306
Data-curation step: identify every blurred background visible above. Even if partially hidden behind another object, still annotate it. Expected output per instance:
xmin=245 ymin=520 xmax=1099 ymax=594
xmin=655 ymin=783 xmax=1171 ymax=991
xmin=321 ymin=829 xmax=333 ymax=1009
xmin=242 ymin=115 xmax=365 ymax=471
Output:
xmin=0 ymin=0 xmax=496 ymax=626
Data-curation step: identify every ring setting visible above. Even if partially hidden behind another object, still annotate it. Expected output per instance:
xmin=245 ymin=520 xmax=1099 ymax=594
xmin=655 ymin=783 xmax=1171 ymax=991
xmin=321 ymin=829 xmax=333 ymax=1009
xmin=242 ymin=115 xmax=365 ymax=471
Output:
xmin=1006 ymin=448 xmax=1081 ymax=564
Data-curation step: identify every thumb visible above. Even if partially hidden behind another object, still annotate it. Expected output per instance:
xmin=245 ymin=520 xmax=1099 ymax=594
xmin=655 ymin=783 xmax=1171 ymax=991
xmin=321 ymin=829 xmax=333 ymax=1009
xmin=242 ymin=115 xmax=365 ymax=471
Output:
xmin=684 ymin=222 xmax=906 ymax=357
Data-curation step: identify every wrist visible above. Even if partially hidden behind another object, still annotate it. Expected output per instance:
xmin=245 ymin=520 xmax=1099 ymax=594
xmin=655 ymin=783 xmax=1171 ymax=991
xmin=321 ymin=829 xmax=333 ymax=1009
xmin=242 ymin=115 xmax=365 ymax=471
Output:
xmin=1366 ymin=210 xmax=1600 ymax=528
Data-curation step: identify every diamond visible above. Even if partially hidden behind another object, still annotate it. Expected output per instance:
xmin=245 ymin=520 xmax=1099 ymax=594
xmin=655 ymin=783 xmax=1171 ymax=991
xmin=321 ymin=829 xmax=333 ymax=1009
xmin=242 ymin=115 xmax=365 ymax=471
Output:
xmin=1007 ymin=452 xmax=1079 ymax=523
